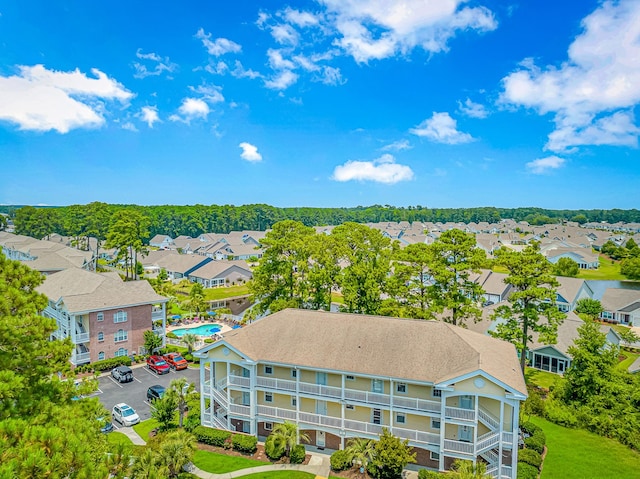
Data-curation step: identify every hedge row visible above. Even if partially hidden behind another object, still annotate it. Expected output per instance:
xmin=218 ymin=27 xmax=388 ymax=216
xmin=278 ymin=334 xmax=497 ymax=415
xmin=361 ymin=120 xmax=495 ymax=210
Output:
xmin=519 ymin=421 xmax=546 ymax=477
xmin=193 ymin=426 xmax=257 ymax=453
xmin=76 ymin=356 xmax=132 ymax=373
xmin=330 ymin=449 xmax=351 ymax=471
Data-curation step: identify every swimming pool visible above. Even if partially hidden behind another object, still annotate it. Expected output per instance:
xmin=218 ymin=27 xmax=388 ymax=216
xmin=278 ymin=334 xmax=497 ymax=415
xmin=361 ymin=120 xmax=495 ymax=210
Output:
xmin=172 ymin=324 xmax=222 ymax=337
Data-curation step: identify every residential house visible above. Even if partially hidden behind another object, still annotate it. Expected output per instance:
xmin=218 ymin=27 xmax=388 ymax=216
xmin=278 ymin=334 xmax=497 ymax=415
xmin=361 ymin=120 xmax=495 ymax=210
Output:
xmin=154 ymin=253 xmax=213 ymax=281
xmin=471 ymin=270 xmax=511 ymax=305
xmin=188 ymin=260 xmax=253 ymax=288
xmin=554 ymin=277 xmax=594 ymax=312
xmin=195 ymin=309 xmax=527 ymax=478
xmin=600 ymin=288 xmax=640 ymax=327
xmin=544 ymin=247 xmax=599 ymax=269
xmin=149 ymin=234 xmax=174 ymax=249
xmin=36 ymin=267 xmax=168 ymax=365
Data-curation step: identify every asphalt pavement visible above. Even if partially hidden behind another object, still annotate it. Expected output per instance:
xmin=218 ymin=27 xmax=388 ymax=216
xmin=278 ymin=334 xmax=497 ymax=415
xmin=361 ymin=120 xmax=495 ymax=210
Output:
xmin=95 ymin=363 xmax=200 ymax=428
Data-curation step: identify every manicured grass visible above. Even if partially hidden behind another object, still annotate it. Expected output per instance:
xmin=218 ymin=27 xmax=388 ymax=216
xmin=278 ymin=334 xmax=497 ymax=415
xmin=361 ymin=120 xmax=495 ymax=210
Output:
xmin=617 ymin=349 xmax=640 ymax=371
xmin=577 ymin=255 xmax=626 ymax=280
xmin=524 ymin=368 xmax=560 ymax=390
xmin=133 ymin=418 xmax=160 ymax=441
xmin=530 ymin=416 xmax=640 ymax=479
xmin=203 ymin=284 xmax=250 ymax=301
xmin=331 ymin=292 xmax=344 ymax=305
xmin=240 ymin=473 xmax=315 ymax=479
xmin=107 ymin=431 xmax=134 ymax=447
xmin=192 ymin=449 xmax=267 ymax=473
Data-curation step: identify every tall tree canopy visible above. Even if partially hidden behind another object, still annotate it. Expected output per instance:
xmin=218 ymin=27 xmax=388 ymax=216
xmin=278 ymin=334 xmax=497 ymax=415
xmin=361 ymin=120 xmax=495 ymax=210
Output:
xmin=105 ymin=209 xmax=151 ymax=280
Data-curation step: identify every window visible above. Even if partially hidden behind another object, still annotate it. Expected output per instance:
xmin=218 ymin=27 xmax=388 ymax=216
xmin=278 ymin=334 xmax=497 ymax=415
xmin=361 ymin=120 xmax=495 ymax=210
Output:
xmin=372 ymin=409 xmax=382 ymax=425
xmin=264 ymin=365 xmax=273 ymax=375
xmin=265 ymin=392 xmax=273 ymax=403
xmin=372 ymin=379 xmax=384 ymax=393
xmin=431 ymin=419 xmax=441 ymax=430
xmin=346 ymin=404 xmax=355 ymax=410
xmin=432 ymin=389 xmax=442 ymax=398
xmin=291 ymin=397 xmax=297 ymax=407
xmin=114 ymin=329 xmax=128 ymax=343
xmin=396 ymin=413 xmax=406 ymax=424
xmin=97 ymin=312 xmax=104 ymax=322
xmin=602 ymin=311 xmax=612 ymax=320
xmin=98 ymin=332 xmax=104 ymax=342
xmin=114 ymin=347 xmax=128 ymax=357
xmin=291 ymin=369 xmax=297 ymax=378
xmin=113 ymin=311 xmax=127 ymax=323
xmin=98 ymin=351 xmax=105 ymax=360
xmin=346 ymin=375 xmax=355 ymax=381
xmin=396 ymin=382 xmax=407 ymax=394
xmin=264 ymin=422 xmax=273 ymax=431
xmin=430 ymin=452 xmax=440 ymax=461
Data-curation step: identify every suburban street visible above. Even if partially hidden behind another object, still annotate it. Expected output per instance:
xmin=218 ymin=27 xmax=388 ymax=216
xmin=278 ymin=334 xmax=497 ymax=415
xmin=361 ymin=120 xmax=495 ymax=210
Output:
xmin=94 ymin=364 xmax=200 ymax=428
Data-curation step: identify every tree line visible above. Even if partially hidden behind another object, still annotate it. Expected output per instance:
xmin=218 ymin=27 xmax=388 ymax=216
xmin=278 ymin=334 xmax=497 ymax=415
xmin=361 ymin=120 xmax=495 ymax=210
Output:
xmin=9 ymin=203 xmax=640 ymax=240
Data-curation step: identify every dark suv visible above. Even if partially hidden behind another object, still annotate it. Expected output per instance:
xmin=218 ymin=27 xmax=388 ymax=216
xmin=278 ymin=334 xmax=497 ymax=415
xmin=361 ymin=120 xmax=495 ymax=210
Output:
xmin=111 ymin=365 xmax=133 ymax=383
xmin=147 ymin=385 xmax=166 ymax=402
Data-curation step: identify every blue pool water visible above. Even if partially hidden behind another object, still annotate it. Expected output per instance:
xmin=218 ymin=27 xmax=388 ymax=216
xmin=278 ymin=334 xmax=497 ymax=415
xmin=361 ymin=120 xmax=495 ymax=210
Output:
xmin=172 ymin=324 xmax=222 ymax=337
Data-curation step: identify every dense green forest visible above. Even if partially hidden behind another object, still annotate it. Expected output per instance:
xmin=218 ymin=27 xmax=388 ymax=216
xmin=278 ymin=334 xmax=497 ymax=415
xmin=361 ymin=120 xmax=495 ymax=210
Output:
xmin=7 ymin=202 xmax=640 ymax=240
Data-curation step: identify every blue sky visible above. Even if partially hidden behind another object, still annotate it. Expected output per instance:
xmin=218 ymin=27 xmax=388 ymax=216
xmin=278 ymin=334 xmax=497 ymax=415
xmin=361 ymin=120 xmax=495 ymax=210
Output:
xmin=1 ymin=0 xmax=639 ymax=209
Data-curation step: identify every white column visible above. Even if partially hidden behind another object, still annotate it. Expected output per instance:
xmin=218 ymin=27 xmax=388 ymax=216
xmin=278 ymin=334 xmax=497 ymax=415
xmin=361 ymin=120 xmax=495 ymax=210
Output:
xmin=249 ymin=363 xmax=257 ymax=435
xmin=389 ymin=379 xmax=394 ymax=435
xmin=296 ymin=367 xmax=300 ymax=425
xmin=472 ymin=395 xmax=478 ymax=467
xmin=438 ymin=390 xmax=446 ymax=472
xmin=199 ymin=360 xmax=206 ymax=426
xmin=498 ymin=400 xmax=504 ymax=474
xmin=161 ymin=303 xmax=167 ymax=347
xmin=511 ymin=400 xmax=520 ymax=478
xmin=226 ymin=361 xmax=231 ymax=430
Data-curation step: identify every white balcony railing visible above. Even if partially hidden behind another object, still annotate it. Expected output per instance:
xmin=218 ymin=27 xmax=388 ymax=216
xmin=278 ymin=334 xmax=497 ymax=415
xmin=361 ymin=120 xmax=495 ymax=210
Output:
xmin=256 ymin=376 xmax=297 ymax=392
xmin=257 ymin=405 xmax=297 ymax=421
xmin=393 ymin=426 xmax=440 ymax=446
xmin=478 ymin=406 xmax=500 ymax=430
xmin=343 ymin=389 xmax=390 ymax=406
xmin=298 ymin=382 xmax=342 ymax=399
xmin=228 ymin=375 xmax=250 ymax=388
xmin=394 ymin=396 xmax=441 ymax=413
xmin=445 ymin=406 xmax=476 ymax=422
xmin=229 ymin=404 xmax=250 ymax=416
xmin=443 ymin=439 xmax=474 ymax=455
xmin=501 ymin=465 xmax=513 ymax=479
xmin=502 ymin=431 xmax=514 ymax=445
xmin=73 ymin=332 xmax=90 ymax=344
xmin=476 ymin=431 xmax=500 ymax=453
xmin=71 ymin=352 xmax=91 ymax=365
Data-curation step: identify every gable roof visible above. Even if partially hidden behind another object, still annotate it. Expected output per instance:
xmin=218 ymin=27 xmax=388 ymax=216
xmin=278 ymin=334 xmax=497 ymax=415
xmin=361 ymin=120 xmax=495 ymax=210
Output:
xmin=210 ymin=308 xmax=526 ymax=396
xmin=189 ymin=260 xmax=252 ymax=279
xmin=601 ymin=288 xmax=640 ymax=311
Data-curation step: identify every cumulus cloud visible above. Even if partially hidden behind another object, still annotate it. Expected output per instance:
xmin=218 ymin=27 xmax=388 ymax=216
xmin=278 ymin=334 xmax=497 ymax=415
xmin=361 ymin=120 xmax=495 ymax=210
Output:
xmin=132 ymin=49 xmax=177 ymax=79
xmin=169 ymin=98 xmax=210 ymax=123
xmin=500 ymin=0 xmax=640 ymax=151
xmin=0 ymin=64 xmax=132 ymax=133
xmin=332 ymin=153 xmax=414 ymax=184
xmin=195 ymin=28 xmax=242 ymax=56
xmin=239 ymin=142 xmax=262 ymax=162
xmin=458 ymin=98 xmax=488 ymax=118
xmin=189 ymin=83 xmax=225 ymax=103
xmin=270 ymin=24 xmax=299 ymax=45
xmin=319 ymin=0 xmax=497 ymax=63
xmin=264 ymin=70 xmax=299 ymax=90
xmin=410 ymin=112 xmax=474 ymax=144
xmin=526 ymin=156 xmax=566 ymax=174
xmin=283 ymin=8 xmax=320 ymax=27
xmin=138 ymin=106 xmax=160 ymax=128
xmin=381 ymin=139 xmax=412 ymax=151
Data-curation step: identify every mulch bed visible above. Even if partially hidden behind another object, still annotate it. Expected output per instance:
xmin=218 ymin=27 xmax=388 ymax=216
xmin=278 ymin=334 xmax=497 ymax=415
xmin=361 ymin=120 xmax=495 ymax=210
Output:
xmin=196 ymin=442 xmax=311 ymax=466
xmin=329 ymin=469 xmax=373 ymax=479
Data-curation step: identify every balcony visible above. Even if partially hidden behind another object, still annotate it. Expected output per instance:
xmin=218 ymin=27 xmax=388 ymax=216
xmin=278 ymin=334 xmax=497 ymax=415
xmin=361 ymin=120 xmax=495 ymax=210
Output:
xmin=71 ymin=352 xmax=91 ymax=365
xmin=394 ymin=396 xmax=441 ymax=413
xmin=443 ymin=439 xmax=474 ymax=455
xmin=73 ymin=332 xmax=90 ymax=344
xmin=151 ymin=309 xmax=165 ymax=322
xmin=393 ymin=426 xmax=440 ymax=446
xmin=444 ymin=406 xmax=476 ymax=422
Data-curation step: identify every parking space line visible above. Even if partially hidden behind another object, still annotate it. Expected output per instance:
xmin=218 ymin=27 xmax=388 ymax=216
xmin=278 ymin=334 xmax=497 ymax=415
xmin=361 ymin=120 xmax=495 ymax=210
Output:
xmin=108 ymin=377 xmax=124 ymax=388
xmin=112 ymin=422 xmax=120 ymax=430
xmin=134 ymin=377 xmax=142 ymax=383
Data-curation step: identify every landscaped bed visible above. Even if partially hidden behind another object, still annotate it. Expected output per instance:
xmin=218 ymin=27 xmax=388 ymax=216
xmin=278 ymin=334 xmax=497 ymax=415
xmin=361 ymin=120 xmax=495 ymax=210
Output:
xmin=192 ymin=443 xmax=311 ymax=474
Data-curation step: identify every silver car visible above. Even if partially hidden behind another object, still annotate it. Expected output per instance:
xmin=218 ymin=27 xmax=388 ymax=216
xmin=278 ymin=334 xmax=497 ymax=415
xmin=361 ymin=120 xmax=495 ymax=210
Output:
xmin=112 ymin=403 xmax=140 ymax=427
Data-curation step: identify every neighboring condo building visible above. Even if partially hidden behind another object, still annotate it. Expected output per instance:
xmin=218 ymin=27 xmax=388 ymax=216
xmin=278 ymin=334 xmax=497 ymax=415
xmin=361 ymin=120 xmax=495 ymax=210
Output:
xmin=195 ymin=309 xmax=527 ymax=479
xmin=37 ymin=267 xmax=168 ymax=365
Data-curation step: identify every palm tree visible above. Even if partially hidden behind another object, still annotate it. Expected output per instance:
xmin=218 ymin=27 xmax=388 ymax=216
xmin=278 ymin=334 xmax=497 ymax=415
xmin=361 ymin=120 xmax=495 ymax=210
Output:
xmin=270 ymin=422 xmax=310 ymax=458
xmin=104 ymin=443 xmax=132 ymax=479
xmin=130 ymin=449 xmax=169 ymax=479
xmin=345 ymin=437 xmax=376 ymax=473
xmin=167 ymin=377 xmax=196 ymax=428
xmin=181 ymin=333 xmax=198 ymax=354
xmin=452 ymin=459 xmax=489 ymax=479
xmin=155 ymin=429 xmax=196 ymax=478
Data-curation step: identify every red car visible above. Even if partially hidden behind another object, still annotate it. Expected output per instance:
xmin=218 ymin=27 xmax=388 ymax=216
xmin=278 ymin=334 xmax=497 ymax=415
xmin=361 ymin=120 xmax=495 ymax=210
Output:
xmin=163 ymin=352 xmax=188 ymax=371
xmin=146 ymin=355 xmax=170 ymax=375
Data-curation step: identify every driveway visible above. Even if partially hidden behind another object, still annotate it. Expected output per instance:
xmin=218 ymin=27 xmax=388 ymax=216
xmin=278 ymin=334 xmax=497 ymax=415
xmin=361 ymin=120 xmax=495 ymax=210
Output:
xmin=95 ymin=364 xmax=200 ymax=426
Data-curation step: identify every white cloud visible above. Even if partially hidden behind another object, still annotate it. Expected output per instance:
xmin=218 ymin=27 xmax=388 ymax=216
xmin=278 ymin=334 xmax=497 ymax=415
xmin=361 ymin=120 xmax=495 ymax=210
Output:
xmin=500 ymin=0 xmax=640 ymax=151
xmin=271 ymin=24 xmax=299 ymax=45
xmin=318 ymin=66 xmax=345 ymax=85
xmin=169 ymin=98 xmax=210 ymax=123
xmin=410 ymin=112 xmax=474 ymax=144
xmin=267 ymin=49 xmax=295 ymax=70
xmin=264 ymin=70 xmax=299 ymax=90
xmin=319 ymin=0 xmax=497 ymax=63
xmin=239 ymin=142 xmax=262 ymax=162
xmin=189 ymin=84 xmax=225 ymax=103
xmin=526 ymin=156 xmax=566 ymax=174
xmin=132 ymin=49 xmax=177 ymax=79
xmin=458 ymin=98 xmax=488 ymax=118
xmin=121 ymin=121 xmax=138 ymax=132
xmin=283 ymin=8 xmax=320 ymax=27
xmin=381 ymin=139 xmax=412 ymax=151
xmin=0 ymin=64 xmax=132 ymax=133
xmin=138 ymin=106 xmax=160 ymax=128
xmin=231 ymin=60 xmax=263 ymax=79
xmin=195 ymin=28 xmax=242 ymax=56
xmin=332 ymin=153 xmax=414 ymax=184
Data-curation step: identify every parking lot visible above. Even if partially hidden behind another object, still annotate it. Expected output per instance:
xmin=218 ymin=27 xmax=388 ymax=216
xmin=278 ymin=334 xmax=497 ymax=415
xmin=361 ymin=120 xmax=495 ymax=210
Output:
xmin=94 ymin=364 xmax=200 ymax=428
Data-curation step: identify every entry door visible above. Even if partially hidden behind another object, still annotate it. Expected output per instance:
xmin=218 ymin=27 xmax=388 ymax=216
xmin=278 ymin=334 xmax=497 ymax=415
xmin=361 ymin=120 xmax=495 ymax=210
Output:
xmin=459 ymin=395 xmax=473 ymax=410
xmin=316 ymin=400 xmax=327 ymax=416
xmin=317 ymin=430 xmax=326 ymax=447
xmin=316 ymin=372 xmax=327 ymax=386
xmin=459 ymin=425 xmax=472 ymax=442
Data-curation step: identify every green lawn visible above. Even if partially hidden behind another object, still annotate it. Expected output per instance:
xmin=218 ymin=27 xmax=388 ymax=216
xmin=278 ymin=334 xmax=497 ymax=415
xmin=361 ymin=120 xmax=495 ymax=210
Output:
xmin=617 ymin=349 xmax=640 ymax=371
xmin=239 ymin=473 xmax=315 ymax=479
xmin=577 ymin=255 xmax=626 ymax=280
xmin=192 ymin=450 xmax=267 ymax=473
xmin=524 ymin=368 xmax=560 ymax=390
xmin=106 ymin=431 xmax=134 ymax=447
xmin=133 ymin=418 xmax=160 ymax=442
xmin=530 ymin=416 xmax=640 ymax=479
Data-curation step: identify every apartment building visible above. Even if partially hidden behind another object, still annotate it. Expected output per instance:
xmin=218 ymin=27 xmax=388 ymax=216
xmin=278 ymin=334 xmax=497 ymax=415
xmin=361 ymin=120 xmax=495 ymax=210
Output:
xmin=37 ymin=267 xmax=168 ymax=365
xmin=195 ymin=309 xmax=527 ymax=479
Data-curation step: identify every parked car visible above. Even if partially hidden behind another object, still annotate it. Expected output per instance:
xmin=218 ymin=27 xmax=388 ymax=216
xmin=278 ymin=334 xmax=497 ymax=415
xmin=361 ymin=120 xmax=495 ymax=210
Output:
xmin=98 ymin=416 xmax=114 ymax=433
xmin=147 ymin=355 xmax=171 ymax=375
xmin=112 ymin=403 xmax=140 ymax=427
xmin=111 ymin=365 xmax=133 ymax=383
xmin=163 ymin=352 xmax=188 ymax=371
xmin=147 ymin=385 xmax=166 ymax=402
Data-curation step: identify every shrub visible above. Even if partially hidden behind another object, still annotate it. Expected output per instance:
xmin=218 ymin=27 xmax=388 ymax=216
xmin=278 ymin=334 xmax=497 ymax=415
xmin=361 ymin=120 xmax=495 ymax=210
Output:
xmin=264 ymin=435 xmax=285 ymax=461
xmin=232 ymin=434 xmax=258 ymax=454
xmin=166 ymin=331 xmax=178 ymax=339
xmin=183 ymin=353 xmax=193 ymax=362
xmin=543 ymin=400 xmax=578 ymax=428
xmin=418 ymin=470 xmax=444 ymax=478
xmin=204 ymin=338 xmax=214 ymax=344
xmin=518 ymin=448 xmax=542 ymax=470
xmin=88 ymin=356 xmax=132 ymax=373
xmin=290 ymin=444 xmax=306 ymax=464
xmin=524 ymin=435 xmax=545 ymax=455
xmin=520 ymin=421 xmax=542 ymax=437
xmin=330 ymin=450 xmax=351 ymax=472
xmin=517 ymin=462 xmax=540 ymax=479
xmin=193 ymin=426 xmax=232 ymax=447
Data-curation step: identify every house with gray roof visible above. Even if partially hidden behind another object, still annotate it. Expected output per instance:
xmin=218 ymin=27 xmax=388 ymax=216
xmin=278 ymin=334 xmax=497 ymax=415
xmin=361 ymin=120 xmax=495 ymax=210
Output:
xmin=554 ymin=277 xmax=594 ymax=312
xmin=188 ymin=260 xmax=253 ymax=288
xmin=600 ymin=288 xmax=640 ymax=327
